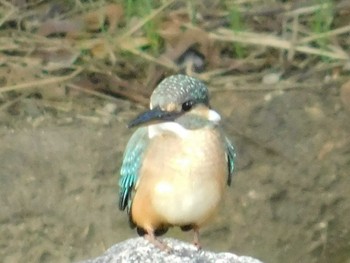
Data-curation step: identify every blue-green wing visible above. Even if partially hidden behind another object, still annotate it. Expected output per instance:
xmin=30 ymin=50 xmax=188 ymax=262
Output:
xmin=118 ymin=127 xmax=149 ymax=212
xmin=225 ymin=136 xmax=236 ymax=186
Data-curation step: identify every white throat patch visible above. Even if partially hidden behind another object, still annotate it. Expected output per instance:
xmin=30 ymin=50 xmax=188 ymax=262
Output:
xmin=208 ymin=109 xmax=221 ymax=123
xmin=148 ymin=122 xmax=189 ymax=139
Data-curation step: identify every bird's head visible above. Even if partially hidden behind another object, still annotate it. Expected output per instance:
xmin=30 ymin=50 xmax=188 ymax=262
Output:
xmin=128 ymin=74 xmax=221 ymax=130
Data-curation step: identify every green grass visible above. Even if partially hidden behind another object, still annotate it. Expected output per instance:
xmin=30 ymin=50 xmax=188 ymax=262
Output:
xmin=123 ymin=0 xmax=161 ymax=54
xmin=228 ymin=4 xmax=246 ymax=58
xmin=188 ymin=0 xmax=198 ymax=25
xmin=311 ymin=0 xmax=334 ymax=59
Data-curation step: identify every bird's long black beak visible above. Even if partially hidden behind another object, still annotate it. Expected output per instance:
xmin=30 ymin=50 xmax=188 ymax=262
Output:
xmin=128 ymin=106 xmax=181 ymax=128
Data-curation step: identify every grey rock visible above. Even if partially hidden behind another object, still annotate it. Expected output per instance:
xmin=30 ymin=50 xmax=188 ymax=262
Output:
xmin=80 ymin=237 xmax=263 ymax=263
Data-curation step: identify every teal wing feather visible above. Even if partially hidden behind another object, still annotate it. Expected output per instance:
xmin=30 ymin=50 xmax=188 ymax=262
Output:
xmin=119 ymin=127 xmax=149 ymax=213
xmin=225 ymin=136 xmax=236 ymax=186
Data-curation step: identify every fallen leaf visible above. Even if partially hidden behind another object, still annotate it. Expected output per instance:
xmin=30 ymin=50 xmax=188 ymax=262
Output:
xmin=37 ymin=19 xmax=84 ymax=36
xmin=32 ymin=47 xmax=80 ymax=70
xmin=318 ymin=142 xmax=335 ymax=160
xmin=340 ymin=80 xmax=350 ymax=111
xmin=105 ymin=4 xmax=124 ymax=33
xmin=83 ymin=4 xmax=123 ymax=32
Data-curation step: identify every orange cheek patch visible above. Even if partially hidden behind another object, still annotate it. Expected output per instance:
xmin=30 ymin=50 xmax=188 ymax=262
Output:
xmin=165 ymin=102 xmax=178 ymax=112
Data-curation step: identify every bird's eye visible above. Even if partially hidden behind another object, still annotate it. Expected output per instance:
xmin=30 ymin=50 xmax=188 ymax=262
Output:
xmin=182 ymin=100 xmax=194 ymax=111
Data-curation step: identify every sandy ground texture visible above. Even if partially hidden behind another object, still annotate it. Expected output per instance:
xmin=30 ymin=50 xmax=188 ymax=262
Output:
xmin=0 ymin=82 xmax=349 ymax=263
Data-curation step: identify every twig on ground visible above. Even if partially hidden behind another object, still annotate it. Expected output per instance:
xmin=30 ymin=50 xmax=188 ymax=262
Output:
xmin=0 ymin=67 xmax=83 ymax=93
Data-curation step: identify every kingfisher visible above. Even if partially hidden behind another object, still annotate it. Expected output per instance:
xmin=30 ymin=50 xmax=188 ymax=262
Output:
xmin=118 ymin=74 xmax=236 ymax=250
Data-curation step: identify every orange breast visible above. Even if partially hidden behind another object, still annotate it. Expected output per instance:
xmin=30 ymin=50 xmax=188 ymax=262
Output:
xmin=131 ymin=126 xmax=227 ymax=232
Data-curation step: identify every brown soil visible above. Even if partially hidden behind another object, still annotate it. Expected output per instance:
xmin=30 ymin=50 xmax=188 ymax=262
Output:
xmin=1 ymin=80 xmax=349 ymax=263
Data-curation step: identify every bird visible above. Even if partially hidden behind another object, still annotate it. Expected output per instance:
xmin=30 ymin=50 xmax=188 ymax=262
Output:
xmin=118 ymin=74 xmax=236 ymax=250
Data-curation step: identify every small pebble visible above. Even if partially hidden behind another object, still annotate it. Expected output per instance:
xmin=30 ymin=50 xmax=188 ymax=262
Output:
xmin=102 ymin=103 xmax=117 ymax=114
xmin=262 ymin=73 xmax=281 ymax=85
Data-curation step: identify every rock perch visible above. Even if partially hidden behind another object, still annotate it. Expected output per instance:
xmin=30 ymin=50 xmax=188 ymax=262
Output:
xmin=80 ymin=237 xmax=263 ymax=263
